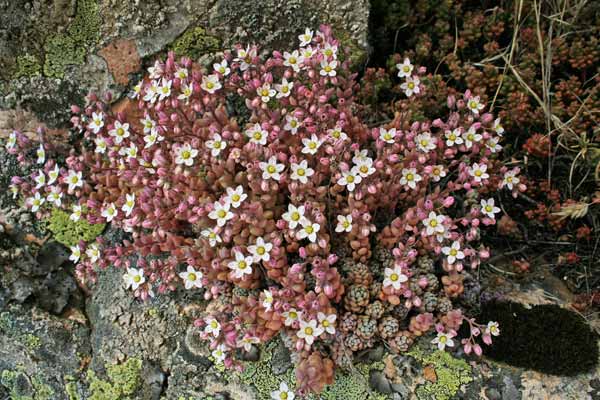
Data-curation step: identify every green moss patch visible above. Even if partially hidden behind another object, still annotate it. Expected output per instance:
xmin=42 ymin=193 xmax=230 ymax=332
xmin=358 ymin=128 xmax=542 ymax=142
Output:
xmin=87 ymin=358 xmax=143 ymax=400
xmin=479 ymin=301 xmax=599 ymax=375
xmin=45 ymin=209 xmax=105 ymax=248
xmin=168 ymin=27 xmax=221 ymax=60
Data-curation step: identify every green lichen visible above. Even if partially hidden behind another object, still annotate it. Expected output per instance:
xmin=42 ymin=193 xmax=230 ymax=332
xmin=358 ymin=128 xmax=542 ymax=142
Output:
xmin=43 ymin=0 xmax=101 ymax=78
xmin=87 ymin=358 xmax=143 ymax=400
xmin=168 ymin=27 xmax=221 ymax=60
xmin=238 ymin=340 xmax=389 ymax=400
xmin=408 ymin=348 xmax=472 ymax=400
xmin=22 ymin=334 xmax=41 ymax=350
xmin=65 ymin=381 xmax=80 ymax=400
xmin=13 ymin=54 xmax=42 ymax=79
xmin=0 ymin=369 xmax=54 ymax=400
xmin=45 ymin=209 xmax=105 ymax=247
xmin=0 ymin=312 xmax=16 ymax=334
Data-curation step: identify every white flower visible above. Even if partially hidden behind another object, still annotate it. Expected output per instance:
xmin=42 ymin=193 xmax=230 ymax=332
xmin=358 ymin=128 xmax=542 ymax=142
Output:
xmin=396 ymin=58 xmax=414 ymax=78
xmin=109 ymin=121 xmax=130 ymax=144
xmin=297 ymin=221 xmax=320 ymax=243
xmin=469 ymin=163 xmax=489 ymax=183
xmin=463 ymin=126 xmax=482 ymax=149
xmin=337 ymin=170 xmax=362 ymax=192
xmin=335 ymin=214 xmax=353 ymax=233
xmin=228 ymin=251 xmax=254 ymax=279
xmin=423 ymin=211 xmax=446 ymax=236
xmin=271 ymin=382 xmax=295 ymax=400
xmin=204 ymin=317 xmax=221 ymax=337
xmin=123 ymin=267 xmax=145 ymax=290
xmin=284 ymin=115 xmax=302 ymax=135
xmin=301 ymin=135 xmax=323 ymax=155
xmin=282 ymin=204 xmax=308 ymax=229
xmin=69 ymin=245 xmax=81 ymax=263
xmin=206 ymin=133 xmax=227 ymax=156
xmin=442 ymin=241 xmax=465 ymax=264
xmin=36 ymin=144 xmax=45 ymax=164
xmin=283 ymin=50 xmax=303 ymax=72
xmin=238 ymin=336 xmax=260 ymax=352
xmin=467 ymin=96 xmax=485 ymax=114
xmin=257 ymin=82 xmax=276 ymax=103
xmin=383 ymin=265 xmax=409 ymax=290
xmin=141 ymin=116 xmax=158 ymax=134
xmin=6 ymin=131 xmax=17 ymax=150
xmin=400 ymin=168 xmax=422 ymax=189
xmin=290 ymin=160 xmax=314 ymax=184
xmin=502 ymin=170 xmax=520 ymax=190
xmin=177 ymin=82 xmax=193 ymax=101
xmin=275 ymin=78 xmax=293 ymax=99
xmin=432 ymin=331 xmax=455 ymax=351
xmin=327 ymin=126 xmax=347 ymax=141
xmin=143 ymin=80 xmax=159 ymax=103
xmin=148 ymin=61 xmax=163 ymax=79
xmin=158 ymin=78 xmax=172 ymax=101
xmin=262 ymin=289 xmax=274 ymax=311
xmin=122 ymin=143 xmax=138 ymax=160
xmin=179 ymin=265 xmax=203 ymax=289
xmin=85 ymin=244 xmax=100 ymax=263
xmin=246 ymin=123 xmax=268 ymax=145
xmin=34 ymin=170 xmax=46 ymax=189
xmin=283 ymin=309 xmax=302 ymax=326
xmin=401 ymin=76 xmax=421 ymax=97
xmin=201 ymin=74 xmax=222 ymax=94
xmin=430 ymin=165 xmax=446 ymax=182
xmin=352 ymin=159 xmax=375 ymax=178
xmin=144 ymin=131 xmax=164 ymax=148
xmin=122 ymin=193 xmax=136 ymax=217
xmin=248 ymin=237 xmax=273 ymax=263
xmin=259 ymin=156 xmax=285 ymax=181
xmin=208 ymin=201 xmax=234 ymax=227
xmin=46 ymin=186 xmax=63 ymax=207
xmin=131 ymin=81 xmax=142 ymax=99
xmin=101 ymin=203 xmax=118 ymax=222
xmin=415 ymin=132 xmax=436 ymax=152
xmin=212 ymin=344 xmax=228 ymax=363
xmin=175 ymin=143 xmax=198 ymax=166
xmin=317 ymin=312 xmax=336 ymax=335
xmin=28 ymin=192 xmax=45 ymax=212
xmin=95 ymin=137 xmax=107 ymax=153
xmin=299 ymin=28 xmax=313 ymax=46
xmin=213 ymin=59 xmax=231 ymax=76
xmin=321 ymin=42 xmax=338 ymax=59
xmin=379 ymin=127 xmax=397 ymax=144
xmin=486 ymin=137 xmax=502 ymax=153
xmin=235 ymin=45 xmax=256 ymax=71
xmin=66 ymin=170 xmax=84 ymax=191
xmin=480 ymin=198 xmax=501 ymax=219
xmin=175 ymin=67 xmax=188 ymax=80
xmin=9 ymin=184 xmax=18 ymax=199
xmin=352 ymin=149 xmax=370 ymax=164
xmin=445 ymin=129 xmax=463 ymax=146
xmin=88 ymin=112 xmax=104 ymax=133
xmin=201 ymin=228 xmax=222 ymax=247
xmin=493 ymin=118 xmax=504 ymax=135
xmin=297 ymin=319 xmax=323 ymax=345
xmin=70 ymin=204 xmax=82 ymax=222
xmin=319 ymin=60 xmax=337 ymax=77
xmin=225 ymin=185 xmax=247 ymax=208
xmin=301 ymin=46 xmax=316 ymax=60
xmin=485 ymin=321 xmax=500 ymax=336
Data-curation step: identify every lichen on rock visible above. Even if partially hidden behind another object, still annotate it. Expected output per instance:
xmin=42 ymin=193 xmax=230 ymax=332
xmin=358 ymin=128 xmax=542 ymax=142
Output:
xmin=45 ymin=208 xmax=105 ymax=248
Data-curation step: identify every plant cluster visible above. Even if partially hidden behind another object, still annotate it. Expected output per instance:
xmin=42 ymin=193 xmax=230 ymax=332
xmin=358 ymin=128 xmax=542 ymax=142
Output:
xmin=5 ymin=26 xmax=524 ymax=395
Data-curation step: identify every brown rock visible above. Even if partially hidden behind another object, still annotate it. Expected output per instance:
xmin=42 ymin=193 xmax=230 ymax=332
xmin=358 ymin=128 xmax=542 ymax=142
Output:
xmin=99 ymin=39 xmax=141 ymax=86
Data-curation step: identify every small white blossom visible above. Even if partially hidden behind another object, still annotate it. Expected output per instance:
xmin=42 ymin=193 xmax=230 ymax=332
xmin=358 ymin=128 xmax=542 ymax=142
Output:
xmin=86 ymin=244 xmax=100 ymax=263
xmin=275 ymin=78 xmax=293 ymax=99
xmin=467 ymin=96 xmax=485 ymax=114
xmin=204 ymin=317 xmax=221 ymax=337
xmin=327 ymin=126 xmax=347 ymax=141
xmin=46 ymin=186 xmax=63 ymax=207
xmin=248 ymin=237 xmax=273 ymax=263
xmin=101 ymin=203 xmax=118 ymax=222
xmin=283 ymin=50 xmax=303 ymax=72
xmin=208 ymin=202 xmax=234 ymax=227
xmin=235 ymin=45 xmax=256 ymax=71
xmin=36 ymin=144 xmax=45 ymax=164
xmin=179 ymin=265 xmax=203 ymax=289
xmin=297 ymin=319 xmax=324 ymax=345
xmin=201 ymin=228 xmax=222 ymax=247
xmin=321 ymin=42 xmax=338 ymax=59
xmin=486 ymin=321 xmax=500 ymax=336
xmin=469 ymin=163 xmax=489 ymax=183
xmin=262 ymin=289 xmax=274 ymax=311
xmin=211 ymin=344 xmax=228 ymax=363
xmin=297 ymin=221 xmax=320 ymax=243
xmin=175 ymin=143 xmax=198 ymax=166
xmin=109 ymin=121 xmax=130 ymax=144
xmin=213 ymin=59 xmax=231 ymax=76
xmin=228 ymin=251 xmax=254 ymax=279
xmin=95 ymin=137 xmax=107 ymax=153
xmin=423 ymin=211 xmax=446 ymax=236
xmin=383 ymin=265 xmax=409 ymax=290
xmin=298 ymin=28 xmax=313 ymax=47
xmin=283 ymin=309 xmax=302 ymax=326
xmin=400 ymin=168 xmax=422 ymax=190
xmin=246 ymin=123 xmax=269 ymax=146
xmin=175 ymin=67 xmax=188 ymax=80
xmin=123 ymin=268 xmax=145 ymax=290
xmin=148 ymin=61 xmax=163 ymax=79
xmin=442 ymin=241 xmax=465 ymax=264
xmin=445 ymin=128 xmax=464 ymax=147
xmin=259 ymin=156 xmax=285 ymax=181
xmin=352 ymin=149 xmax=370 ymax=164
xmin=415 ymin=132 xmax=437 ymax=152
xmin=493 ymin=118 xmax=504 ymax=135
xmin=201 ymin=74 xmax=222 ymax=94
xmin=319 ymin=60 xmax=337 ymax=77
xmin=131 ymin=81 xmax=142 ymax=99
xmin=486 ymin=137 xmax=502 ymax=153
xmin=122 ymin=193 xmax=136 ymax=217
xmin=144 ymin=131 xmax=164 ymax=149
xmin=301 ymin=46 xmax=316 ymax=60
xmin=271 ymin=382 xmax=295 ymax=400
xmin=6 ymin=131 xmax=17 ymax=150
xmin=317 ymin=312 xmax=336 ymax=335
xmin=379 ymin=127 xmax=397 ymax=144
xmin=290 ymin=160 xmax=314 ymax=184
xmin=432 ymin=331 xmax=455 ymax=351
xmin=238 ymin=336 xmax=260 ymax=352
xmin=352 ymin=158 xmax=375 ymax=178
xmin=257 ymin=82 xmax=276 ymax=103
xmin=337 ymin=170 xmax=362 ymax=192
xmin=69 ymin=245 xmax=81 ymax=263
xmin=34 ymin=170 xmax=46 ymax=189
xmin=502 ymin=170 xmax=520 ymax=190
xmin=282 ymin=204 xmax=308 ymax=229
xmin=70 ymin=204 xmax=82 ymax=222
xmin=224 ymin=185 xmax=247 ymax=208
xmin=301 ymin=134 xmax=323 ymax=155
xmin=430 ymin=165 xmax=446 ymax=182
xmin=88 ymin=112 xmax=104 ymax=133
xmin=206 ymin=133 xmax=227 ymax=156
xmin=143 ymin=80 xmax=159 ymax=103
xmin=28 ymin=192 xmax=45 ymax=212
xmin=284 ymin=115 xmax=302 ymax=135
xmin=335 ymin=214 xmax=353 ymax=233
xmin=158 ymin=78 xmax=172 ymax=101
xmin=177 ymin=82 xmax=193 ymax=101
xmin=401 ymin=76 xmax=421 ymax=97
xmin=66 ymin=170 xmax=84 ymax=191
xmin=463 ymin=126 xmax=482 ymax=149
xmin=480 ymin=198 xmax=501 ymax=219
xmin=141 ymin=116 xmax=158 ymax=134
xmin=396 ymin=58 xmax=414 ymax=78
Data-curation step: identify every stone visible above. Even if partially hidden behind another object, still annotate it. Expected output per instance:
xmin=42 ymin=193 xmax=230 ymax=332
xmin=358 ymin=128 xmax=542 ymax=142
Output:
xmin=98 ymin=39 xmax=141 ymax=86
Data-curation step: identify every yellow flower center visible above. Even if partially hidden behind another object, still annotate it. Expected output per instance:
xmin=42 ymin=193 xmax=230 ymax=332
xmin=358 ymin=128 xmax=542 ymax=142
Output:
xmin=440 ymin=336 xmax=447 ymax=344
xmin=188 ymin=273 xmax=197 ymax=281
xmin=360 ymin=165 xmax=368 ymax=173
xmin=261 ymin=89 xmax=269 ymax=97
xmin=219 ymin=67 xmax=225 ymax=73
xmin=238 ymin=261 xmax=247 ymax=269
xmin=145 ymin=121 xmax=153 ymax=129
xmin=291 ymin=212 xmax=300 ymax=221
xmin=343 ymin=221 xmax=350 ymax=228
xmin=429 ymin=220 xmax=438 ymax=227
xmin=280 ymin=393 xmax=288 ymax=400
xmin=475 ymin=170 xmax=482 ymax=177
xmin=267 ymin=165 xmax=276 ymax=173
xmin=346 ymin=175 xmax=354 ymax=183
xmin=433 ymin=168 xmax=440 ymax=175
xmin=467 ymin=134 xmax=474 ymax=141
xmin=469 ymin=101 xmax=477 ymax=109
xmin=322 ymin=320 xmax=330 ymax=327
xmin=305 ymin=226 xmax=314 ymax=234
xmin=450 ymin=249 xmax=457 ymax=256
xmin=407 ymin=173 xmax=414 ymax=181
xmin=206 ymin=82 xmax=214 ymax=89
xmin=133 ymin=275 xmax=141 ymax=283
xmin=162 ymin=87 xmax=169 ymax=94
xmin=324 ymin=66 xmax=332 ymax=73
xmin=117 ymin=128 xmax=125 ymax=136
xmin=449 ymin=134 xmax=456 ymax=140
xmin=408 ymin=82 xmax=415 ymax=89
xmin=297 ymin=168 xmax=305 ymax=176
xmin=289 ymin=311 xmax=297 ymax=319
xmin=304 ymin=327 xmax=313 ymax=335
xmin=420 ymin=139 xmax=428 ymax=147
xmin=257 ymin=247 xmax=265 ymax=255
xmin=390 ymin=273 xmax=399 ymax=281
xmin=308 ymin=142 xmax=317 ymax=149
xmin=403 ymin=66 xmax=410 ymax=72
xmin=232 ymin=194 xmax=240 ymax=202
xmin=282 ymin=86 xmax=289 ymax=93
xmin=253 ymin=132 xmax=262 ymax=140
xmin=182 ymin=150 xmax=191 ymax=159
xmin=289 ymin=57 xmax=297 ymax=64
xmin=332 ymin=130 xmax=340 ymax=138
xmin=94 ymin=119 xmax=101 ymax=125
xmin=209 ymin=232 xmax=216 ymax=239
xmin=506 ymin=177 xmax=513 ymax=183
xmin=217 ymin=210 xmax=226 ymax=218
xmin=211 ymin=321 xmax=218 ymax=329
xmin=384 ymin=133 xmax=392 ymax=140
xmin=213 ymin=141 xmax=222 ymax=149
xmin=325 ymin=49 xmax=333 ymax=57
xmin=290 ymin=120 xmax=297 ymax=128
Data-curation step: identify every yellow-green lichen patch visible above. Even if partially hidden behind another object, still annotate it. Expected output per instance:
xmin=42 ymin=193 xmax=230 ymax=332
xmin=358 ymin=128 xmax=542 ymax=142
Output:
xmin=22 ymin=334 xmax=42 ymax=350
xmin=409 ymin=348 xmax=473 ymax=400
xmin=45 ymin=209 xmax=105 ymax=248
xmin=168 ymin=27 xmax=221 ymax=60
xmin=43 ymin=0 xmax=101 ymax=78
xmin=87 ymin=358 xmax=143 ymax=400
xmin=13 ymin=54 xmax=42 ymax=79
xmin=1 ymin=369 xmax=55 ymax=400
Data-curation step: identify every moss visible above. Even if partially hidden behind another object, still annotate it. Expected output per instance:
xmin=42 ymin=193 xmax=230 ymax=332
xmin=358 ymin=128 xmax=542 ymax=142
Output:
xmin=407 ymin=347 xmax=472 ymax=400
xmin=45 ymin=209 xmax=105 ymax=247
xmin=13 ymin=55 xmax=42 ymax=79
xmin=43 ymin=0 xmax=101 ymax=78
xmin=168 ymin=26 xmax=221 ymax=60
xmin=22 ymin=334 xmax=41 ymax=350
xmin=87 ymin=358 xmax=143 ymax=400
xmin=65 ymin=382 xmax=80 ymax=400
xmin=479 ymin=300 xmax=599 ymax=375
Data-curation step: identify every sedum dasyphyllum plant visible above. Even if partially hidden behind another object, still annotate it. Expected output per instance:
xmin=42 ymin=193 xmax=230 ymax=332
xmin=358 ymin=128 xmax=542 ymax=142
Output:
xmin=6 ymin=25 xmax=525 ymax=395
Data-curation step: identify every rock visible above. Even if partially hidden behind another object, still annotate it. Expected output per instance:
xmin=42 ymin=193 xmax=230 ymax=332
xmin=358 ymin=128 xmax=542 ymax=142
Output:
xmin=98 ymin=39 xmax=141 ymax=86
xmin=270 ymin=339 xmax=292 ymax=375
xmin=369 ymin=370 xmax=393 ymax=394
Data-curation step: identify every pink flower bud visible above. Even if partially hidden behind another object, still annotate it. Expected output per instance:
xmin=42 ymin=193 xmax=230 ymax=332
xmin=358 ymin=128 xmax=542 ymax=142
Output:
xmin=473 ymin=344 xmax=482 ymax=356
xmin=443 ymin=196 xmax=455 ymax=207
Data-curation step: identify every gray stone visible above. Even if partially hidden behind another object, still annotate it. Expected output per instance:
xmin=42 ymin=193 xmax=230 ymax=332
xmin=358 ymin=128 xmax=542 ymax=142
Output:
xmin=271 ymin=338 xmax=292 ymax=375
